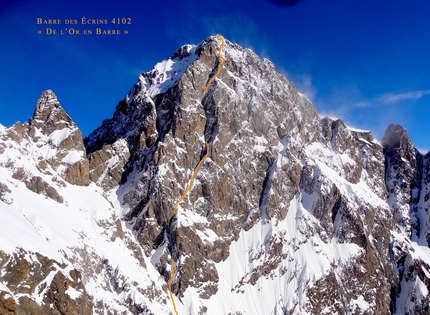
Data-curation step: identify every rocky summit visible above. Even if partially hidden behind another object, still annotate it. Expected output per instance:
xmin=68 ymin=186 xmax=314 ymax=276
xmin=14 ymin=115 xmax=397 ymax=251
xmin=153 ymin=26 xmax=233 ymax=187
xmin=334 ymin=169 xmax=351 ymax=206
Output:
xmin=1 ymin=35 xmax=429 ymax=315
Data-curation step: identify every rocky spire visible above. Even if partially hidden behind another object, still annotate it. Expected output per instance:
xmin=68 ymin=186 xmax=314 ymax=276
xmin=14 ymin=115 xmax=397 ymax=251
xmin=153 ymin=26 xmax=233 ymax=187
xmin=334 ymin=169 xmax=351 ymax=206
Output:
xmin=382 ymin=123 xmax=415 ymax=154
xmin=29 ymin=90 xmax=75 ymax=137
xmin=28 ymin=90 xmax=90 ymax=186
xmin=33 ymin=90 xmax=60 ymax=119
xmin=382 ymin=123 xmax=421 ymax=237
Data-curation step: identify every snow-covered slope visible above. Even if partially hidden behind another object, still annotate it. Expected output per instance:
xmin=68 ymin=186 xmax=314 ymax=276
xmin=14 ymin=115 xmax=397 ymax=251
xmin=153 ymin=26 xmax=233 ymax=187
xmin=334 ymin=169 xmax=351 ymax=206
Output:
xmin=1 ymin=36 xmax=429 ymax=314
xmin=0 ymin=92 xmax=170 ymax=314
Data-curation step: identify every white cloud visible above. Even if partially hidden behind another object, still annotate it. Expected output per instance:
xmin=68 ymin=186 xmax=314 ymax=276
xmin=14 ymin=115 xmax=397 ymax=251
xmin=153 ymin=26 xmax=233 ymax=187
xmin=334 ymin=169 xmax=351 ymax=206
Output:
xmin=313 ymin=84 xmax=369 ymax=119
xmin=379 ymin=90 xmax=430 ymax=104
xmin=280 ymin=72 xmax=317 ymax=101
xmin=167 ymin=12 xmax=267 ymax=54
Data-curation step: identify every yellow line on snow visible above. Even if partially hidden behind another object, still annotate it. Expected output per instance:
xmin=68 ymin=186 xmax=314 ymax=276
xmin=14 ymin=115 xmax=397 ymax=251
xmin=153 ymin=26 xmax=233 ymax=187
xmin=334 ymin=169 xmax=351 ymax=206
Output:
xmin=167 ymin=260 xmax=179 ymax=315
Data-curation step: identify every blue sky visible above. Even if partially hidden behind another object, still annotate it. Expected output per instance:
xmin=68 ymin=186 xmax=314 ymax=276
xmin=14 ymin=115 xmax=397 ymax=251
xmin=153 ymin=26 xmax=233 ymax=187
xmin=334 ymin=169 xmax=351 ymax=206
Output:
xmin=1 ymin=0 xmax=429 ymax=152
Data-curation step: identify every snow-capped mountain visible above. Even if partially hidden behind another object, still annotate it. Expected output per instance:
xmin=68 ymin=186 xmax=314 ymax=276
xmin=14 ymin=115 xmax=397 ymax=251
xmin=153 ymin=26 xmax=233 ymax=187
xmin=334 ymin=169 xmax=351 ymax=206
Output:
xmin=1 ymin=35 xmax=429 ymax=315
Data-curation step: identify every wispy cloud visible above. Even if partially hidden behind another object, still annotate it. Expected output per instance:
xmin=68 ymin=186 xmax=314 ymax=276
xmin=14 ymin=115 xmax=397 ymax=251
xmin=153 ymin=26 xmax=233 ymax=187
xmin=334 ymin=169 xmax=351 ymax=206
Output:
xmin=378 ymin=90 xmax=430 ymax=104
xmin=292 ymin=74 xmax=317 ymax=101
xmin=202 ymin=13 xmax=260 ymax=42
xmin=313 ymin=85 xmax=430 ymax=143
xmin=318 ymin=84 xmax=370 ymax=110
xmin=167 ymin=11 xmax=269 ymax=58
xmin=316 ymin=86 xmax=430 ymax=118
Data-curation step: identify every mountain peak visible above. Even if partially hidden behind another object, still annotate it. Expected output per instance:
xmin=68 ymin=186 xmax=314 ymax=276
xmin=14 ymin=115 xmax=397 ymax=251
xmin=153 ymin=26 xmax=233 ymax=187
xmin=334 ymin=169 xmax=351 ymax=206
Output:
xmin=137 ymin=44 xmax=198 ymax=98
xmin=135 ymin=35 xmax=229 ymax=99
xmin=29 ymin=90 xmax=76 ymax=138
xmin=26 ymin=90 xmax=90 ymax=186
xmin=32 ymin=90 xmax=61 ymax=120
xmin=381 ymin=123 xmax=413 ymax=150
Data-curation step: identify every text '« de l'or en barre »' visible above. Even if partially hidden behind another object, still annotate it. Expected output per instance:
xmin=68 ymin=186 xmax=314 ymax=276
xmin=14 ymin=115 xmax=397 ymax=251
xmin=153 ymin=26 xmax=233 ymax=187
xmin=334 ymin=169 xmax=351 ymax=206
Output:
xmin=36 ymin=17 xmax=132 ymax=36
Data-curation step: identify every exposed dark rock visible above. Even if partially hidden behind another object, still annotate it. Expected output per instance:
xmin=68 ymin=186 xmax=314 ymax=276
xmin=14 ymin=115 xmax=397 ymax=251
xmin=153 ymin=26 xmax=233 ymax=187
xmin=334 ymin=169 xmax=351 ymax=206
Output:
xmin=42 ymin=271 xmax=93 ymax=315
xmin=1 ymin=249 xmax=92 ymax=315
xmin=0 ymin=182 xmax=12 ymax=205
xmin=11 ymin=170 xmax=63 ymax=203
xmin=0 ymin=291 xmax=16 ymax=315
xmin=306 ymin=272 xmax=344 ymax=315
xmin=88 ymin=141 xmax=130 ymax=191
xmin=383 ymin=124 xmax=420 ymax=237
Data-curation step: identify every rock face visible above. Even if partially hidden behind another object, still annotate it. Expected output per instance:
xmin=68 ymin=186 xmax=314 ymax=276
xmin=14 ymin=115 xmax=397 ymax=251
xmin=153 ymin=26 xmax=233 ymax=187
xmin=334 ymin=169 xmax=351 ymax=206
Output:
xmin=382 ymin=124 xmax=430 ymax=314
xmin=86 ymin=139 xmax=130 ymax=191
xmin=0 ymin=249 xmax=93 ymax=315
xmin=29 ymin=90 xmax=90 ymax=186
xmin=0 ymin=90 xmax=89 ymax=196
xmin=1 ymin=36 xmax=430 ymax=314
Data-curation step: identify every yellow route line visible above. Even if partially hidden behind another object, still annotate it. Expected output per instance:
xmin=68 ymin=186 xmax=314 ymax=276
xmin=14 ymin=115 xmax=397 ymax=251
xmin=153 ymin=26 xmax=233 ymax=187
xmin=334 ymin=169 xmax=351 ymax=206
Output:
xmin=167 ymin=260 xmax=178 ymax=315
xmin=173 ymin=141 xmax=210 ymax=214
xmin=205 ymin=34 xmax=225 ymax=93
xmin=168 ymin=34 xmax=224 ymax=315
xmin=168 ymin=142 xmax=209 ymax=314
